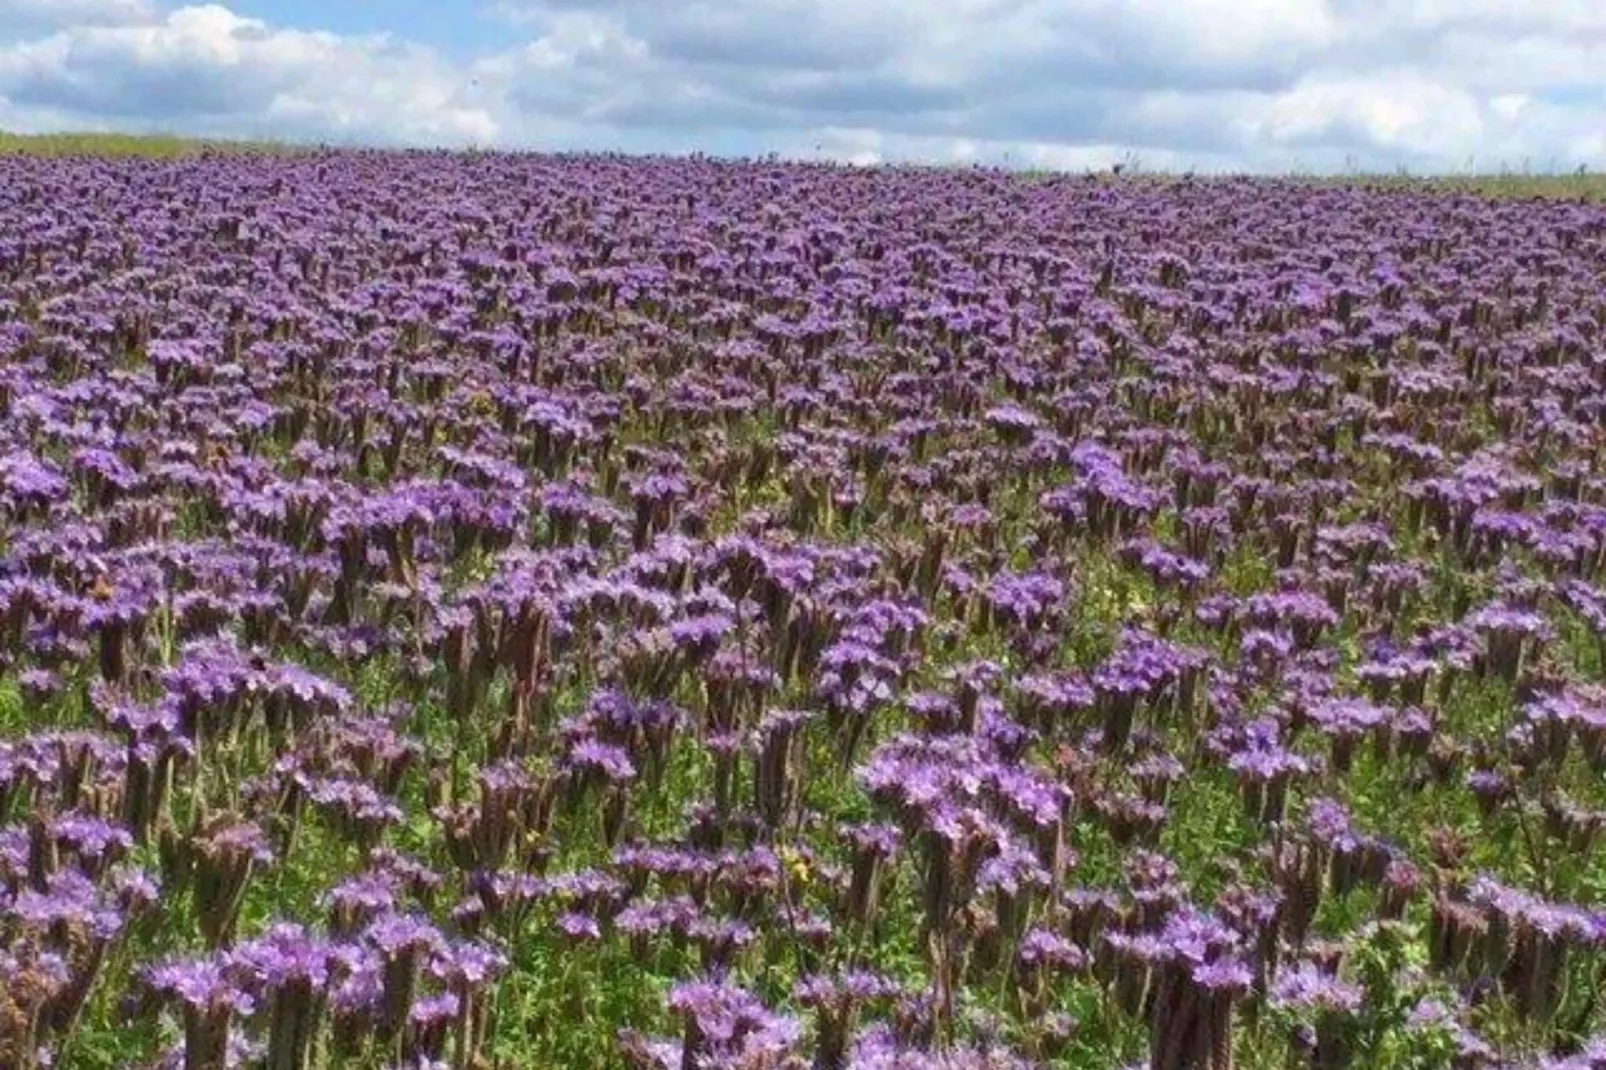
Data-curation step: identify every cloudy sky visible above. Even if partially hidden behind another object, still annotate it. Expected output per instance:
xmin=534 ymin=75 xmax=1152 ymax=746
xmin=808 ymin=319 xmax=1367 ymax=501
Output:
xmin=0 ymin=0 xmax=1601 ymax=172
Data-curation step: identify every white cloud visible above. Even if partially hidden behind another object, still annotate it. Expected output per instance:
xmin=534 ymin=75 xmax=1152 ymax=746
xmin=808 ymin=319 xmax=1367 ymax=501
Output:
xmin=0 ymin=0 xmax=1600 ymax=172
xmin=0 ymin=4 xmax=496 ymax=144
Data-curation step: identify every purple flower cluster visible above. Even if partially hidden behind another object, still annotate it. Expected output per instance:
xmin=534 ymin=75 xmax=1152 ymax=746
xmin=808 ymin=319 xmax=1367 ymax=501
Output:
xmin=1 ymin=153 xmax=1604 ymax=1069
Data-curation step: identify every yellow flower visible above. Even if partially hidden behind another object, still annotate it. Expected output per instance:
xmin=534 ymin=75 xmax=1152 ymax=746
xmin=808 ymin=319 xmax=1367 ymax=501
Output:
xmin=778 ymin=844 xmax=811 ymax=886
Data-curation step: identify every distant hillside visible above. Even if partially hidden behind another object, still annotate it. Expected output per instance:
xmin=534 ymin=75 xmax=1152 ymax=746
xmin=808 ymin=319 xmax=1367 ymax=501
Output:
xmin=2 ymin=130 xmax=1600 ymax=201
xmin=0 ymin=131 xmax=301 ymax=157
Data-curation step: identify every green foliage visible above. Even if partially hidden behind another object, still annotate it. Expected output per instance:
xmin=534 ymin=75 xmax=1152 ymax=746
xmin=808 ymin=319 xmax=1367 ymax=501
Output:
xmin=0 ymin=130 xmax=304 ymax=157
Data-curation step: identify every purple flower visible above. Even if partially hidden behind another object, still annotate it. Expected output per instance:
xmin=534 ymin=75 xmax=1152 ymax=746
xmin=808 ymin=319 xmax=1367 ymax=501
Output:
xmin=666 ymin=977 xmax=801 ymax=1066
xmin=144 ymin=956 xmax=256 ymax=1015
xmin=556 ymin=910 xmax=602 ymax=942
xmin=1270 ymin=963 xmax=1363 ymax=1014
xmin=230 ymin=923 xmax=335 ymax=992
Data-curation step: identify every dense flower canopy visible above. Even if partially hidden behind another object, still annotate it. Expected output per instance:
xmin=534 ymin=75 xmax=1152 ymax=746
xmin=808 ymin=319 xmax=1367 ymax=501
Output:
xmin=0 ymin=151 xmax=1604 ymax=1070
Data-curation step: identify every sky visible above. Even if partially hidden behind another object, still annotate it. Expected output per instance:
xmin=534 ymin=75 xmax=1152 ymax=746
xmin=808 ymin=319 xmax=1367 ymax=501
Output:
xmin=0 ymin=0 xmax=1602 ymax=172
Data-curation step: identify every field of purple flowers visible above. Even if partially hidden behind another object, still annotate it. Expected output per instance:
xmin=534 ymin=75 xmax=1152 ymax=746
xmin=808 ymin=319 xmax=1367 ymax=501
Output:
xmin=0 ymin=152 xmax=1603 ymax=1070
